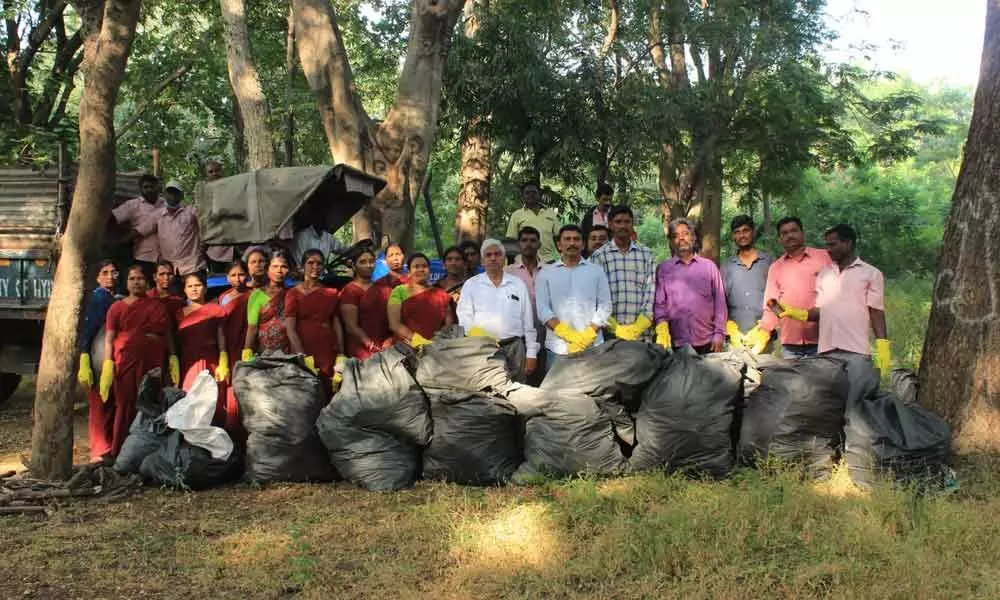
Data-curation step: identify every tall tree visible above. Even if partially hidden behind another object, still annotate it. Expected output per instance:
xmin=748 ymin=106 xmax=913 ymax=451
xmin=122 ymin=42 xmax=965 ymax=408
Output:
xmin=30 ymin=0 xmax=141 ymax=480
xmin=220 ymin=0 xmax=275 ymax=169
xmin=294 ymin=0 xmax=464 ymax=248
xmin=918 ymin=0 xmax=1000 ymax=451
xmin=454 ymin=0 xmax=490 ymax=244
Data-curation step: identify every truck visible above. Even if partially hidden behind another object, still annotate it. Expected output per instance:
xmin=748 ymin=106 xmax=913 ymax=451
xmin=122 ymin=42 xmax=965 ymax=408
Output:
xmin=0 ymin=165 xmax=141 ymax=403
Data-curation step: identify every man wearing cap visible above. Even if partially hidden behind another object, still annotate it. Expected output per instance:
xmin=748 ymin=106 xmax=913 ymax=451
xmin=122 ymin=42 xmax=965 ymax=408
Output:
xmin=156 ymin=180 xmax=206 ymax=277
xmin=112 ymin=173 xmax=164 ymax=279
xmin=457 ymin=239 xmax=539 ymax=382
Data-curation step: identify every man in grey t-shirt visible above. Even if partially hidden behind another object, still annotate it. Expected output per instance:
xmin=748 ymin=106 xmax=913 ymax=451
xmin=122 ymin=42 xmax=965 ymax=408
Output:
xmin=721 ymin=215 xmax=773 ymax=350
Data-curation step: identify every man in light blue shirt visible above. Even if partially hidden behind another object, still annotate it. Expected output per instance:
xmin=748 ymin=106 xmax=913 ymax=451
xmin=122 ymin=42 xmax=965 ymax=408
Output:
xmin=536 ymin=224 xmax=612 ymax=365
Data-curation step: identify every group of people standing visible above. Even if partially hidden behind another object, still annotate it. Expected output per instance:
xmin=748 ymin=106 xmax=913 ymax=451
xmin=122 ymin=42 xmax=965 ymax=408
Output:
xmin=75 ymin=176 xmax=891 ymax=466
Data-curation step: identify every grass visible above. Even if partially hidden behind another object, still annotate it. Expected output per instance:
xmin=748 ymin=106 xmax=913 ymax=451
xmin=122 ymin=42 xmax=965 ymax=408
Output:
xmin=884 ymin=274 xmax=934 ymax=370
xmin=4 ymin=274 xmax=992 ymax=600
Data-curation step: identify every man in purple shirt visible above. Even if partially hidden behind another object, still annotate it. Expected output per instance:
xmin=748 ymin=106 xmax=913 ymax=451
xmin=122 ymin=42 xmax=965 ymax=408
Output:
xmin=653 ymin=218 xmax=728 ymax=353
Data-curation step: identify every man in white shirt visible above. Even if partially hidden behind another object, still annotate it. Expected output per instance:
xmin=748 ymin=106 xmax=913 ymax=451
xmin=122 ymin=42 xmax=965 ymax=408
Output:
xmin=291 ymin=202 xmax=345 ymax=268
xmin=457 ymin=238 xmax=539 ymax=381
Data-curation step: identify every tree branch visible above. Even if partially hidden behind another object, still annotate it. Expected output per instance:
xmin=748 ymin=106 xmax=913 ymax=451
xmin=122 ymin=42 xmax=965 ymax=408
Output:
xmin=18 ymin=0 xmax=70 ymax=78
xmin=599 ymin=0 xmax=618 ymax=58
xmin=648 ymin=1 xmax=671 ymax=88
xmin=115 ymin=63 xmax=193 ymax=139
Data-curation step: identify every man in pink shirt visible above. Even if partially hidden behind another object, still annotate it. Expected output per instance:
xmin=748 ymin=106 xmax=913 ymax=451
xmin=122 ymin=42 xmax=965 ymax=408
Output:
xmin=112 ymin=174 xmax=163 ymax=279
xmin=780 ymin=225 xmax=890 ymax=378
xmin=156 ymin=180 xmax=206 ymax=277
xmin=748 ymin=216 xmax=832 ymax=358
xmin=505 ymin=225 xmax=546 ymax=383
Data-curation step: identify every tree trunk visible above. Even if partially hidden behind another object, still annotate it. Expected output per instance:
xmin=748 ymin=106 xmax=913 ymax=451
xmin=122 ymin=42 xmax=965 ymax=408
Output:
xmin=918 ymin=1 xmax=1000 ymax=452
xmin=233 ymin=97 xmax=246 ymax=172
xmin=697 ymin=159 xmax=723 ymax=262
xmin=294 ymin=0 xmax=464 ymax=249
xmin=220 ymin=0 xmax=274 ymax=169
xmin=30 ymin=0 xmax=140 ymax=480
xmin=456 ymin=117 xmax=490 ymax=243
xmin=283 ymin=5 xmax=296 ymax=167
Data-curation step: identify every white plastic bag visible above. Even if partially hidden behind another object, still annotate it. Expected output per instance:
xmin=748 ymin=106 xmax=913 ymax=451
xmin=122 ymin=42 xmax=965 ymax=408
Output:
xmin=164 ymin=370 xmax=234 ymax=460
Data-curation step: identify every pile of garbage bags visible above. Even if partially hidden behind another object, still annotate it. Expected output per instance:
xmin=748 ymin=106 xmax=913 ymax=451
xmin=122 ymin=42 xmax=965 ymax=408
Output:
xmin=115 ymin=331 xmax=953 ymax=492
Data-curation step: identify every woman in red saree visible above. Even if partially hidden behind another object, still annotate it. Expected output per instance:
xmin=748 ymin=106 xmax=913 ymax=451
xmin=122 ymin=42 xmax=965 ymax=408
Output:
xmin=98 ymin=265 xmax=177 ymax=457
xmin=287 ymin=249 xmax=346 ymax=398
xmin=340 ymin=249 xmax=394 ymax=359
xmin=388 ymin=253 xmax=453 ymax=348
xmin=176 ymin=273 xmax=227 ymax=391
xmin=216 ymin=260 xmax=250 ymax=437
xmin=243 ymin=251 xmax=295 ymax=357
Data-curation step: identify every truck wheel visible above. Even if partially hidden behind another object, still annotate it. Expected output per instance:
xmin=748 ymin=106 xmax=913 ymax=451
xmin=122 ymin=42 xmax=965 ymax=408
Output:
xmin=0 ymin=373 xmax=22 ymax=406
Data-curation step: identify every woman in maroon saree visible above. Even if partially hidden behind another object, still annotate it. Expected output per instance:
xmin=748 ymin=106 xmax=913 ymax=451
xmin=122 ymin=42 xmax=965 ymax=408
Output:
xmin=340 ymin=249 xmax=394 ymax=359
xmin=176 ymin=273 xmax=227 ymax=391
xmin=287 ymin=249 xmax=345 ymax=397
xmin=387 ymin=253 xmax=453 ymax=347
xmin=216 ymin=260 xmax=250 ymax=437
xmin=99 ymin=265 xmax=175 ymax=457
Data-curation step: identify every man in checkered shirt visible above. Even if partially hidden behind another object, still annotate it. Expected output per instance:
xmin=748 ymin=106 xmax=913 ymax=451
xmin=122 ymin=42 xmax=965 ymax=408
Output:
xmin=590 ymin=205 xmax=657 ymax=342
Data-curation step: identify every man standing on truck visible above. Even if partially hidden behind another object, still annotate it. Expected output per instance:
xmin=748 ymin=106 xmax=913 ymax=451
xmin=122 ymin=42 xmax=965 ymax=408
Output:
xmin=112 ymin=174 xmax=163 ymax=280
xmin=156 ymin=180 xmax=205 ymax=278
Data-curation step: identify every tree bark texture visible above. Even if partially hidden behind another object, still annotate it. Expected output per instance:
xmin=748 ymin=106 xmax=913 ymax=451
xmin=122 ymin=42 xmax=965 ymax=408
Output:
xmin=294 ymin=0 xmax=463 ymax=248
xmin=454 ymin=0 xmax=489 ymax=243
xmin=283 ymin=5 xmax=296 ymax=167
xmin=919 ymin=0 xmax=1000 ymax=452
xmin=30 ymin=0 xmax=140 ymax=480
xmin=220 ymin=0 xmax=275 ymax=169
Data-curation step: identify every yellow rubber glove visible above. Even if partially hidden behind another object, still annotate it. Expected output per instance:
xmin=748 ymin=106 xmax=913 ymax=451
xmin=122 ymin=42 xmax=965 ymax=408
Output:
xmin=467 ymin=326 xmax=494 ymax=339
xmin=608 ymin=317 xmax=635 ymax=341
xmin=578 ymin=326 xmax=598 ymax=349
xmin=168 ymin=354 xmax=180 ymax=387
xmin=304 ymin=355 xmax=318 ymax=374
xmin=726 ymin=320 xmax=745 ymax=349
xmin=873 ymin=339 xmax=892 ymax=379
xmin=776 ymin=301 xmax=809 ymax=322
xmin=332 ymin=355 xmax=346 ymax=387
xmin=746 ymin=325 xmax=771 ymax=355
xmin=632 ymin=315 xmax=652 ymax=335
xmin=655 ymin=322 xmax=672 ymax=349
xmin=78 ymin=353 xmax=94 ymax=388
xmin=410 ymin=332 xmax=434 ymax=348
xmin=553 ymin=322 xmax=581 ymax=346
xmin=241 ymin=347 xmax=254 ymax=363
xmin=99 ymin=359 xmax=114 ymax=403
xmin=215 ymin=351 xmax=230 ymax=382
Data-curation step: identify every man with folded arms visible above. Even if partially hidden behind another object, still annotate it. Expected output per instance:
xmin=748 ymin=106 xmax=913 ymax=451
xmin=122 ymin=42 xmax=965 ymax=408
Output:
xmin=457 ymin=238 xmax=539 ymax=382
xmin=535 ymin=225 xmax=612 ymax=365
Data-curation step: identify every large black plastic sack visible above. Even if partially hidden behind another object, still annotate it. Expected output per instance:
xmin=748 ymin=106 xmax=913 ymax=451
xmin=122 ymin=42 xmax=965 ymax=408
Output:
xmin=113 ymin=371 xmax=184 ymax=474
xmin=540 ymin=340 xmax=667 ymax=408
xmin=739 ymin=355 xmax=849 ymax=477
xmin=844 ymin=369 xmax=951 ymax=488
xmin=628 ymin=351 xmax=744 ymax=477
xmin=139 ymin=430 xmax=243 ymax=489
xmin=415 ymin=328 xmax=520 ymax=396
xmin=234 ymin=353 xmax=336 ymax=482
xmin=510 ymin=387 xmax=627 ymax=482
xmin=317 ymin=347 xmax=431 ymax=491
xmin=423 ymin=391 xmax=522 ymax=485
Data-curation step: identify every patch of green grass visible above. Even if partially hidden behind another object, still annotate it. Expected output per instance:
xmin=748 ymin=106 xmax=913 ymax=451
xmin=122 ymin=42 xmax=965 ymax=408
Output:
xmin=885 ymin=274 xmax=933 ymax=370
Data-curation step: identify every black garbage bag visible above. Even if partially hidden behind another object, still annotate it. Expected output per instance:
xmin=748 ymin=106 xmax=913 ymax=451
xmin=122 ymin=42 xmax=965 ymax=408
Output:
xmin=510 ymin=387 xmax=627 ymax=482
xmin=739 ymin=355 xmax=849 ymax=478
xmin=628 ymin=351 xmax=744 ymax=477
xmin=234 ymin=353 xmax=336 ymax=482
xmin=316 ymin=347 xmax=431 ymax=491
xmin=113 ymin=371 xmax=184 ymax=474
xmin=422 ymin=390 xmax=522 ymax=485
xmin=415 ymin=328 xmax=520 ymax=396
xmin=139 ymin=430 xmax=244 ymax=489
xmin=540 ymin=340 xmax=667 ymax=409
xmin=844 ymin=369 xmax=951 ymax=488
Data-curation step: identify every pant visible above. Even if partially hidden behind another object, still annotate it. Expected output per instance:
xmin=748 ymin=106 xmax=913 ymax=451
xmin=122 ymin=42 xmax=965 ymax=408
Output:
xmin=498 ymin=336 xmax=527 ymax=383
xmin=782 ymin=344 xmax=818 ymax=359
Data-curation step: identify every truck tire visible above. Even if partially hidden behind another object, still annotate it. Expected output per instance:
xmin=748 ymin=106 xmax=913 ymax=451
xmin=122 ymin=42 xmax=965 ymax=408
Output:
xmin=0 ymin=373 xmax=22 ymax=406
